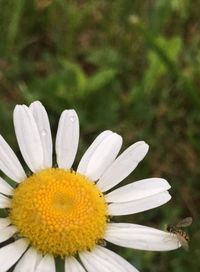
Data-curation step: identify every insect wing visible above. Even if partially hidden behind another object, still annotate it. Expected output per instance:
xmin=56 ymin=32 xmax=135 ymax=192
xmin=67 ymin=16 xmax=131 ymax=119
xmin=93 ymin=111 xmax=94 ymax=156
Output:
xmin=176 ymin=217 xmax=193 ymax=228
xmin=176 ymin=233 xmax=189 ymax=251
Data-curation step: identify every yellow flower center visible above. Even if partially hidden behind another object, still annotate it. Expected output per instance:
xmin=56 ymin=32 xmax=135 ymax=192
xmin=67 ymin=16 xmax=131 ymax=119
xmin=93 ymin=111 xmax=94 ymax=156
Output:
xmin=10 ymin=168 xmax=107 ymax=257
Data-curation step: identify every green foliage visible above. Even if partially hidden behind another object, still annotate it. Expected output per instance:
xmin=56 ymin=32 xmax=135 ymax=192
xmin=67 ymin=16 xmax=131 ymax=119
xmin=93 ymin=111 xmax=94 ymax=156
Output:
xmin=0 ymin=0 xmax=200 ymax=271
xmin=144 ymin=36 xmax=182 ymax=91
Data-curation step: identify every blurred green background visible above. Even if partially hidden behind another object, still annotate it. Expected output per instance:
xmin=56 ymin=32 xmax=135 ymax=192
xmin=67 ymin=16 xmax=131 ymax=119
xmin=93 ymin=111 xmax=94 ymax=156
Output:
xmin=0 ymin=0 xmax=200 ymax=271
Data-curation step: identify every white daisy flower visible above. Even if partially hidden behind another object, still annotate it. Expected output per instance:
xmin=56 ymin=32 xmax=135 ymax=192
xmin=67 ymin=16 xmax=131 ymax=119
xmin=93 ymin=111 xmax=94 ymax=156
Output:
xmin=0 ymin=101 xmax=180 ymax=272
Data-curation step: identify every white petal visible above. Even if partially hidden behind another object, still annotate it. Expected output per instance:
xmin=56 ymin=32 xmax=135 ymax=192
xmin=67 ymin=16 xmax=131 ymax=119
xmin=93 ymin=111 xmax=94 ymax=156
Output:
xmin=0 ymin=217 xmax=11 ymax=229
xmin=35 ymin=254 xmax=55 ymax=272
xmin=0 ymin=238 xmax=29 ymax=271
xmin=105 ymin=223 xmax=181 ymax=251
xmin=0 ymin=225 xmax=18 ymax=243
xmin=13 ymin=105 xmax=44 ymax=172
xmin=77 ymin=130 xmax=113 ymax=174
xmin=0 ymin=194 xmax=11 ymax=208
xmin=56 ymin=110 xmax=79 ymax=169
xmin=65 ymin=256 xmax=86 ymax=272
xmin=13 ymin=247 xmax=42 ymax=272
xmin=0 ymin=177 xmax=14 ymax=195
xmin=81 ymin=133 xmax=122 ymax=181
xmin=30 ymin=101 xmax=52 ymax=168
xmin=0 ymin=135 xmax=26 ymax=182
xmin=97 ymin=141 xmax=149 ymax=191
xmin=105 ymin=178 xmax=170 ymax=203
xmin=79 ymin=246 xmax=138 ymax=272
xmin=108 ymin=191 xmax=171 ymax=215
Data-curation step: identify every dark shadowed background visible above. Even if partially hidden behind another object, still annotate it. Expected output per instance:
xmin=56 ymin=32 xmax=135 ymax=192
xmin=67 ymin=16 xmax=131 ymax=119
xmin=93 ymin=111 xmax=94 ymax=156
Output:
xmin=0 ymin=1 xmax=200 ymax=271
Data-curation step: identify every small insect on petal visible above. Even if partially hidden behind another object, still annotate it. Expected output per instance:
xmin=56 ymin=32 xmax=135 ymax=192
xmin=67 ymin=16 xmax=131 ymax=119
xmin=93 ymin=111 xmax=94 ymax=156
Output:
xmin=166 ymin=217 xmax=193 ymax=251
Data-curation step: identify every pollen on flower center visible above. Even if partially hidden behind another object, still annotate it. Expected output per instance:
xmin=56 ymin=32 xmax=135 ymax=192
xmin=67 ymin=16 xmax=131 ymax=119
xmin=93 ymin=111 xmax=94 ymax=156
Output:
xmin=10 ymin=168 xmax=108 ymax=257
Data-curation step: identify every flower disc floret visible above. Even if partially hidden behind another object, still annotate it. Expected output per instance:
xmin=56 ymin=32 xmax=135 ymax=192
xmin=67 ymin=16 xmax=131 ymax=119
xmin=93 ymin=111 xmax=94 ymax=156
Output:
xmin=10 ymin=168 xmax=107 ymax=257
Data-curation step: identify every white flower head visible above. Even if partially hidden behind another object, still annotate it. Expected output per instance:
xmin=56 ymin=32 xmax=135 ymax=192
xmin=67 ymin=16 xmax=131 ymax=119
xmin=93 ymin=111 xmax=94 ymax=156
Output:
xmin=0 ymin=101 xmax=180 ymax=272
